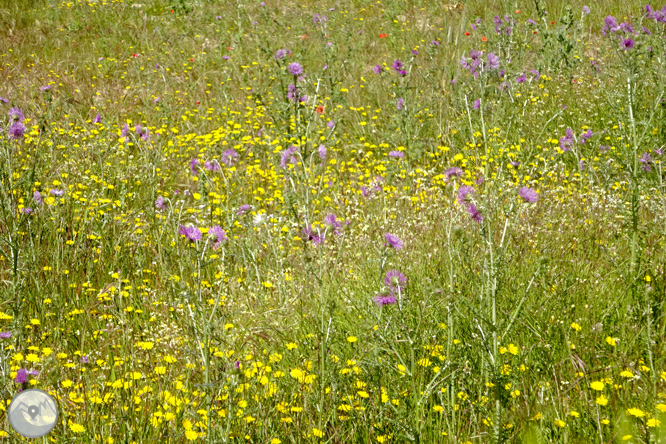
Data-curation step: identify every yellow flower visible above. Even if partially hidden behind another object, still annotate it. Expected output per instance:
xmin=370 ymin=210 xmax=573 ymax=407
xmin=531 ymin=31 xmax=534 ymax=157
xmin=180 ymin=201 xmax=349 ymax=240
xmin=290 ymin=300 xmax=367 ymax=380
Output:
xmin=508 ymin=344 xmax=519 ymax=355
xmin=606 ymin=336 xmax=617 ymax=346
xmin=657 ymin=404 xmax=666 ymax=412
xmin=596 ymin=395 xmax=608 ymax=406
xmin=554 ymin=419 xmax=566 ymax=428
xmin=347 ymin=336 xmax=357 ymax=343
xmin=590 ymin=381 xmax=604 ymax=391
xmin=155 ymin=366 xmax=166 ymax=375
xmin=433 ymin=405 xmax=444 ymax=413
xmin=357 ymin=391 xmax=369 ymax=398
xmin=270 ymin=439 xmax=282 ymax=444
xmin=647 ymin=418 xmax=661 ymax=428
xmin=286 ymin=342 xmax=298 ymax=350
xmin=185 ymin=430 xmax=198 ymax=440
xmin=570 ymin=322 xmax=581 ymax=331
xmin=312 ymin=428 xmax=324 ymax=438
xmin=25 ymin=354 xmax=39 ymax=363
xmin=620 ymin=369 xmax=634 ymax=378
xmin=622 ymin=436 xmax=632 ymax=441
xmin=70 ymin=424 xmax=85 ymax=433
xmin=627 ymin=408 xmax=645 ymax=418
xmin=62 ymin=380 xmax=73 ymax=388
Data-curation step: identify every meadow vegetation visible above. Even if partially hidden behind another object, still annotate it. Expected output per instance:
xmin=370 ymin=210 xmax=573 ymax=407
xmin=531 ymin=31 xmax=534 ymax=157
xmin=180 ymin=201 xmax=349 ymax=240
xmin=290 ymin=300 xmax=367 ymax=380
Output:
xmin=1 ymin=0 xmax=666 ymax=442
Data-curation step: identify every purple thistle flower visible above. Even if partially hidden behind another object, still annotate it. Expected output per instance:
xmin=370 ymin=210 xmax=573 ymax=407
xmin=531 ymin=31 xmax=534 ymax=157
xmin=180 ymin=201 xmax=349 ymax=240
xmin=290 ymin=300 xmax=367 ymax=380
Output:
xmin=389 ymin=150 xmax=404 ymax=158
xmin=0 ymin=332 xmax=11 ymax=338
xmin=518 ymin=186 xmax=538 ymax=203
xmin=487 ymin=53 xmax=500 ymax=70
xmin=237 ymin=204 xmax=252 ymax=215
xmin=384 ymin=269 xmax=407 ymax=291
xmin=14 ymin=369 xmax=27 ymax=384
xmin=93 ymin=114 xmax=102 ymax=124
xmin=204 ymin=160 xmax=221 ymax=172
xmin=457 ymin=185 xmax=475 ymax=205
xmin=397 ymin=98 xmax=404 ymax=110
xmin=384 ymin=233 xmax=403 ymax=251
xmin=33 ymin=191 xmax=42 ymax=204
xmin=190 ymin=158 xmax=199 ymax=175
xmin=467 ymin=204 xmax=483 ymax=223
xmin=8 ymin=122 xmax=26 ymax=140
xmin=640 ymin=152 xmax=653 ymax=171
xmin=444 ymin=167 xmax=463 ymax=179
xmin=155 ymin=196 xmax=168 ymax=210
xmin=559 ymin=128 xmax=575 ymax=152
xmin=288 ymin=62 xmax=304 ymax=76
xmin=473 ymin=99 xmax=481 ymax=109
xmin=373 ymin=65 xmax=382 ymax=74
xmin=318 ymin=144 xmax=327 ymax=160
xmin=8 ymin=107 xmax=24 ymax=122
xmin=374 ymin=292 xmax=397 ymax=307
xmin=602 ymin=16 xmax=620 ymax=36
xmin=622 ymin=38 xmax=635 ymax=50
xmin=208 ymin=225 xmax=228 ymax=248
xmin=302 ymin=225 xmax=324 ymax=245
xmin=221 ymin=149 xmax=239 ymax=166
xmin=275 ymin=49 xmax=291 ymax=60
xmin=178 ymin=225 xmax=202 ymax=243
xmin=280 ymin=145 xmax=299 ymax=168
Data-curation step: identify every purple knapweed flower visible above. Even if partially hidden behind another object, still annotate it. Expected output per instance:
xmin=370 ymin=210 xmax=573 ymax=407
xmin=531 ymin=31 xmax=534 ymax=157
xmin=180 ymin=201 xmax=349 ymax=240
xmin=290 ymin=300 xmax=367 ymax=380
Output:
xmin=622 ymin=38 xmax=635 ymax=50
xmin=516 ymin=73 xmax=527 ymax=83
xmin=527 ymin=18 xmax=537 ymax=25
xmin=40 ymin=85 xmax=51 ymax=92
xmin=81 ymin=355 xmax=89 ymax=364
xmin=392 ymin=59 xmax=407 ymax=76
xmin=655 ymin=147 xmax=663 ymax=155
xmin=275 ymin=49 xmax=291 ymax=60
xmin=384 ymin=269 xmax=407 ymax=291
xmin=0 ymin=332 xmax=11 ymax=338
xmin=373 ymin=65 xmax=382 ymax=74
xmin=8 ymin=122 xmax=26 ymax=140
xmin=327 ymin=120 xmax=335 ymax=129
xmin=473 ymin=99 xmax=481 ymax=109
xmin=559 ymin=128 xmax=575 ymax=152
xmin=640 ymin=152 xmax=653 ymax=171
xmin=487 ymin=53 xmax=500 ymax=70
xmin=457 ymin=185 xmax=475 ymax=205
xmin=93 ymin=114 xmax=102 ymax=124
xmin=468 ymin=204 xmax=483 ymax=223
xmin=234 ymin=360 xmax=241 ymax=369
xmin=178 ymin=225 xmax=202 ymax=243
xmin=384 ymin=233 xmax=403 ymax=251
xmin=8 ymin=107 xmax=24 ymax=122
xmin=318 ymin=144 xmax=327 ymax=160
xmin=412 ymin=49 xmax=419 ymax=55
xmin=374 ymin=292 xmax=397 ymax=307
xmin=21 ymin=207 xmax=32 ymax=215
xmin=288 ymin=62 xmax=303 ymax=76
xmin=15 ymin=369 xmax=27 ymax=384
xmin=155 ymin=196 xmax=168 ymax=210
xmin=431 ymin=40 xmax=440 ymax=46
xmin=237 ymin=204 xmax=252 ymax=215
xmin=190 ymin=158 xmax=199 ymax=175
xmin=204 ymin=160 xmax=221 ymax=172
xmin=280 ymin=145 xmax=299 ymax=168
xmin=583 ymin=6 xmax=590 ymax=14
xmin=510 ymin=161 xmax=521 ymax=168
xmin=602 ymin=16 xmax=620 ymax=35
xmin=49 ymin=189 xmax=64 ymax=197
xmin=302 ymin=225 xmax=324 ymax=245
xmin=580 ymin=129 xmax=593 ymax=144
xmin=397 ymin=98 xmax=404 ymax=110
xmin=0 ymin=97 xmax=7 ymax=104
xmin=121 ymin=123 xmax=129 ymax=138
xmin=389 ymin=150 xmax=404 ymax=158
xmin=518 ymin=186 xmax=538 ymax=203
xmin=33 ymin=191 xmax=42 ymax=204
xmin=221 ymin=148 xmax=239 ymax=166
xmin=208 ymin=225 xmax=228 ymax=248
xmin=444 ymin=167 xmax=463 ymax=179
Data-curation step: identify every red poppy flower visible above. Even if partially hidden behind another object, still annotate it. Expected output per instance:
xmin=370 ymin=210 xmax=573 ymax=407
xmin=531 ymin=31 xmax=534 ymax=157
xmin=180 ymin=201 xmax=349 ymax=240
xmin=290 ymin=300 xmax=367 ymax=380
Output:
xmin=465 ymin=31 xmax=470 ymax=36
xmin=196 ymin=101 xmax=201 ymax=105
xmin=533 ymin=30 xmax=537 ymax=34
xmin=170 ymin=9 xmax=174 ymax=13
xmin=301 ymin=35 xmax=309 ymax=39
xmin=515 ymin=9 xmax=521 ymax=13
xmin=189 ymin=58 xmax=194 ymax=61
xmin=316 ymin=106 xmax=324 ymax=114
xmin=481 ymin=36 xmax=487 ymax=42
xmin=379 ymin=33 xmax=387 ymax=38
xmin=551 ymin=21 xmax=555 ymax=24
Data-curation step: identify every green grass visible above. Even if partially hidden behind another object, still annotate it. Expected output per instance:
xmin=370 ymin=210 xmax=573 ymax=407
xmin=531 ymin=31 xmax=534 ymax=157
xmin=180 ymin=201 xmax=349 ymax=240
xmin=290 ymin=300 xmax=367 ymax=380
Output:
xmin=1 ymin=0 xmax=666 ymax=443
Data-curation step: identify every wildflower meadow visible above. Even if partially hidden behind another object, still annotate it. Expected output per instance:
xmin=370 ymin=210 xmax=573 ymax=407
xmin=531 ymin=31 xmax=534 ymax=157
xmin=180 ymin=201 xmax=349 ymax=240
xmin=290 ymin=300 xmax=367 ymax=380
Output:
xmin=2 ymin=0 xmax=666 ymax=442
